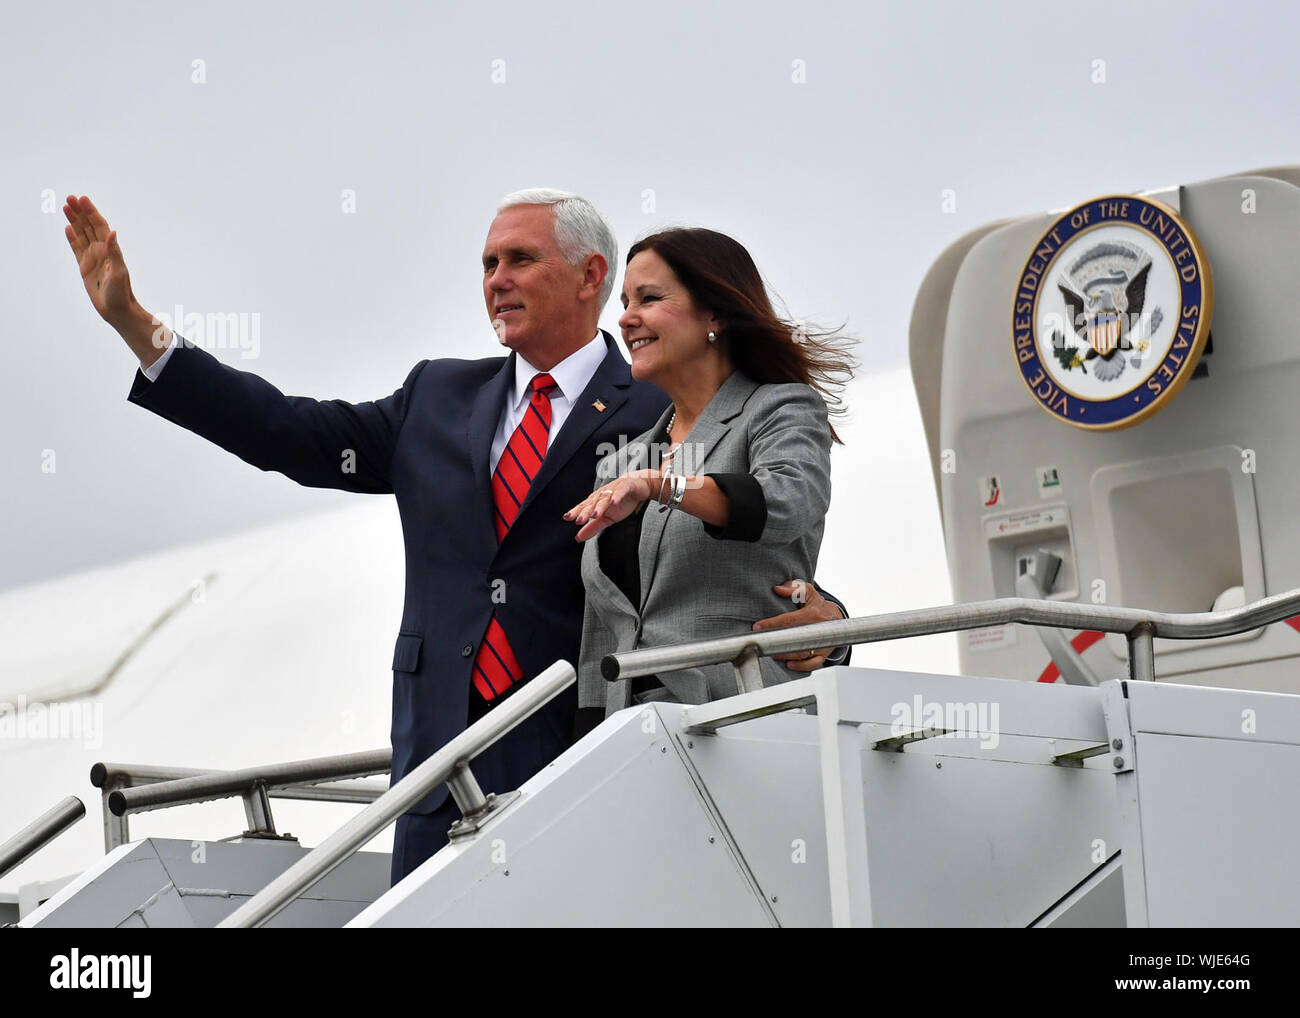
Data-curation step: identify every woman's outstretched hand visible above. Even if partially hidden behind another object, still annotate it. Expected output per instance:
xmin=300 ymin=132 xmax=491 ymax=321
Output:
xmin=564 ymin=469 xmax=660 ymax=541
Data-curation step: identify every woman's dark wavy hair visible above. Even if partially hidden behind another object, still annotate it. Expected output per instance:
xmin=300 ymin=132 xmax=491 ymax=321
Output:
xmin=626 ymin=228 xmax=856 ymax=444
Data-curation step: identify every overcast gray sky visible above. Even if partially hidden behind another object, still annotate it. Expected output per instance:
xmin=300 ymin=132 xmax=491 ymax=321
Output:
xmin=4 ymin=0 xmax=1298 ymax=595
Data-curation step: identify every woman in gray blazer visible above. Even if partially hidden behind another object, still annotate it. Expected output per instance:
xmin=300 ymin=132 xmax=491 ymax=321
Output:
xmin=564 ymin=228 xmax=854 ymax=720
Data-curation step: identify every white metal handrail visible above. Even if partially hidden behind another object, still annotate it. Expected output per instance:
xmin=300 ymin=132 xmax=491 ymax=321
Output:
xmin=217 ymin=660 xmax=575 ymax=928
xmin=91 ymin=761 xmax=389 ymax=849
xmin=604 ymin=588 xmax=1300 ymax=689
xmin=0 ymin=796 xmax=85 ymax=879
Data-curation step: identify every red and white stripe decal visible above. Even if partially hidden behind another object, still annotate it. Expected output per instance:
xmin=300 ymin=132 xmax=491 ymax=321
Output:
xmin=1035 ymin=616 xmax=1300 ymax=682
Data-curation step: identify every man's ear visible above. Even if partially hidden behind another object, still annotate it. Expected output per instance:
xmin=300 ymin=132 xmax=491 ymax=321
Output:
xmin=579 ymin=252 xmax=608 ymax=302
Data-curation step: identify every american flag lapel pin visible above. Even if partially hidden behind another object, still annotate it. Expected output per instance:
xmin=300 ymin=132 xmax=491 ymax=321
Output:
xmin=592 ymin=398 xmax=607 ymax=412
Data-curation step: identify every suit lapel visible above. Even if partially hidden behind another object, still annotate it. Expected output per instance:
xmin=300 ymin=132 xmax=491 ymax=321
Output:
xmin=637 ymin=370 xmax=760 ymax=611
xmin=467 ymin=353 xmax=516 ymax=555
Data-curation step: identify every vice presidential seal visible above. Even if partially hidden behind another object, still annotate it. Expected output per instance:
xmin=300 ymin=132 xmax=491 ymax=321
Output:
xmin=1011 ymin=195 xmax=1213 ymax=430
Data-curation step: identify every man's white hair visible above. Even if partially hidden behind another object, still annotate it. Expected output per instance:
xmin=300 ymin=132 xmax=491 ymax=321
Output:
xmin=497 ymin=188 xmax=618 ymax=307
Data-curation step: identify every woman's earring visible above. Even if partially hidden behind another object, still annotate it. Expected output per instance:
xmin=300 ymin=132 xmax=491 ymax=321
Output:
xmin=707 ymin=331 xmax=717 ymax=344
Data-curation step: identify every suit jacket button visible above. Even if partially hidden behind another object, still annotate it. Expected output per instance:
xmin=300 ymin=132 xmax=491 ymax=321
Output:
xmin=461 ymin=643 xmax=474 ymax=657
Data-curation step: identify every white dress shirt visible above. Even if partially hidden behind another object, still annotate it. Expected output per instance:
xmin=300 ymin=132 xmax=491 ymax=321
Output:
xmin=140 ymin=329 xmax=177 ymax=381
xmin=139 ymin=329 xmax=611 ymax=475
xmin=488 ymin=331 xmax=607 ymax=474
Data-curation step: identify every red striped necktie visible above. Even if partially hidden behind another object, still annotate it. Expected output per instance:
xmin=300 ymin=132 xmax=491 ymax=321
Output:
xmin=473 ymin=372 xmax=558 ymax=701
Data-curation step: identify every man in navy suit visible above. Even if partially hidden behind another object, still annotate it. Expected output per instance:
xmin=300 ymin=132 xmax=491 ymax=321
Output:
xmin=62 ymin=189 xmax=850 ymax=884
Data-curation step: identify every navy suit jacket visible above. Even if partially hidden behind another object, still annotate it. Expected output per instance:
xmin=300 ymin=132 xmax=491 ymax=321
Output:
xmin=128 ymin=330 xmax=670 ymax=814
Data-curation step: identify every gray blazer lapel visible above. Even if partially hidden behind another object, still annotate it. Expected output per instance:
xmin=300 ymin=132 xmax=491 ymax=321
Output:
xmin=581 ymin=529 xmax=639 ymax=627
xmin=636 ymin=370 xmax=760 ymax=611
xmin=633 ymin=402 xmax=675 ymax=612
xmin=581 ymin=492 xmax=644 ymax=717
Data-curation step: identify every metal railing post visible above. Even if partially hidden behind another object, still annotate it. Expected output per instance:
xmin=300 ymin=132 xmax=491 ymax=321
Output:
xmin=242 ymin=782 xmax=279 ymax=837
xmin=1127 ymin=624 xmax=1156 ymax=684
xmin=733 ymin=645 xmax=764 ymax=695
xmin=100 ymin=784 xmax=129 ymax=851
xmin=446 ymin=763 xmax=488 ymax=816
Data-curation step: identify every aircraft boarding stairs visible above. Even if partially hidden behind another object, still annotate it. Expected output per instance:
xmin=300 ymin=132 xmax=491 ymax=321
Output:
xmin=9 ymin=590 xmax=1300 ymax=928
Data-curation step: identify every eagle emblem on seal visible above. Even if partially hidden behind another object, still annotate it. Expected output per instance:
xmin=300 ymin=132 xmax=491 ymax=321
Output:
xmin=1051 ymin=240 xmax=1163 ymax=382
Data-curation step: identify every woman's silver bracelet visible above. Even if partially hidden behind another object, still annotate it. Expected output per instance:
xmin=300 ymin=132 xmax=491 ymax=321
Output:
xmin=656 ymin=468 xmax=674 ymax=509
xmin=659 ymin=471 xmax=687 ymax=513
